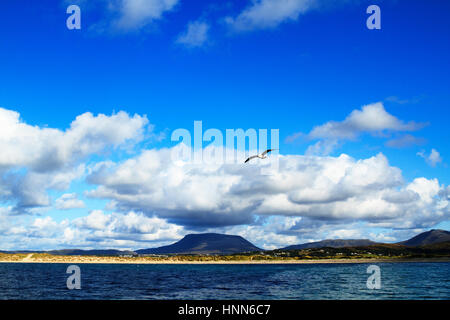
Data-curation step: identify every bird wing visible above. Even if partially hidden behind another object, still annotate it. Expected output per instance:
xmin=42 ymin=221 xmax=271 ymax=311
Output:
xmin=245 ymin=155 xmax=259 ymax=163
xmin=261 ymin=149 xmax=278 ymax=156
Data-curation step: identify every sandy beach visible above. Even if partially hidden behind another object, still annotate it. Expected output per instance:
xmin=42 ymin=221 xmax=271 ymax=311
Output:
xmin=1 ymin=254 xmax=449 ymax=265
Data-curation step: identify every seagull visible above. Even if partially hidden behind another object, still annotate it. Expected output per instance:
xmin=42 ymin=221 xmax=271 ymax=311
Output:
xmin=245 ymin=149 xmax=278 ymax=163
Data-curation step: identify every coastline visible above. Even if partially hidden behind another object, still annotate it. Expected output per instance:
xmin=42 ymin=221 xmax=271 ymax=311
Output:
xmin=1 ymin=255 xmax=449 ymax=265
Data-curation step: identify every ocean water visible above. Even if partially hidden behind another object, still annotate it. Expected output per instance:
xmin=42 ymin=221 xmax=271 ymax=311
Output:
xmin=0 ymin=262 xmax=448 ymax=300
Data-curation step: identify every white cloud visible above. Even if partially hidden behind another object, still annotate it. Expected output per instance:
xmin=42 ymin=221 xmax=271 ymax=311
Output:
xmin=0 ymin=164 xmax=86 ymax=209
xmin=0 ymin=108 xmax=148 ymax=171
xmin=288 ymin=102 xmax=427 ymax=155
xmin=326 ymin=228 xmax=363 ymax=239
xmin=225 ymin=0 xmax=318 ymax=32
xmin=0 ymin=209 xmax=184 ymax=250
xmin=33 ymin=216 xmax=59 ymax=229
xmin=176 ymin=21 xmax=210 ymax=48
xmin=55 ymin=193 xmax=86 ymax=210
xmin=429 ymin=149 xmax=443 ymax=166
xmin=222 ymin=218 xmax=302 ymax=250
xmin=309 ymin=102 xmax=424 ymax=140
xmin=75 ymin=210 xmax=184 ymax=242
xmin=0 ymin=105 xmax=446 ymax=250
xmin=86 ymin=146 xmax=449 ymax=230
xmin=368 ymin=232 xmax=397 ymax=243
xmin=113 ymin=0 xmax=179 ymax=30
xmin=76 ymin=210 xmax=111 ymax=230
xmin=0 ymin=107 xmax=148 ymax=212
xmin=417 ymin=149 xmax=443 ymax=167
xmin=305 ymin=139 xmax=339 ymax=156
xmin=406 ymin=178 xmax=441 ymax=203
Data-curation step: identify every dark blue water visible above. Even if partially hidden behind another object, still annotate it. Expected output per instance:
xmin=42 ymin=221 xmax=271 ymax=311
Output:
xmin=0 ymin=262 xmax=448 ymax=300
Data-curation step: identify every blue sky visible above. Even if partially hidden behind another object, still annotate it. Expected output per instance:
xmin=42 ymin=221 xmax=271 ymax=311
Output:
xmin=0 ymin=0 xmax=449 ymax=250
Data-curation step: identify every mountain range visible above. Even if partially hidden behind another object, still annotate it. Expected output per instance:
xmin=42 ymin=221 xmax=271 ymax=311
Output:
xmin=1 ymin=229 xmax=449 ymax=256
xmin=281 ymin=239 xmax=378 ymax=250
xmin=281 ymin=229 xmax=450 ymax=251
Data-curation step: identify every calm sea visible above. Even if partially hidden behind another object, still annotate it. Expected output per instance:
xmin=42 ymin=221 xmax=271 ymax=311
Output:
xmin=0 ymin=262 xmax=448 ymax=300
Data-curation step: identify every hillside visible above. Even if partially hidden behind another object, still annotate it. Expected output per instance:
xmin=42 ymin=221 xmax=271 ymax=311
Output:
xmin=280 ymin=229 xmax=450 ymax=251
xmin=1 ymin=229 xmax=449 ymax=257
xmin=136 ymin=233 xmax=261 ymax=255
xmin=397 ymin=229 xmax=450 ymax=246
xmin=0 ymin=249 xmax=135 ymax=256
xmin=48 ymin=249 xmax=137 ymax=256
xmin=281 ymin=239 xmax=378 ymax=250
xmin=269 ymin=241 xmax=450 ymax=260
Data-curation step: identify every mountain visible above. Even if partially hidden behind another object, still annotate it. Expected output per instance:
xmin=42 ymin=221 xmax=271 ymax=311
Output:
xmin=0 ymin=250 xmax=45 ymax=254
xmin=279 ymin=230 xmax=450 ymax=251
xmin=2 ymin=230 xmax=449 ymax=256
xmin=136 ymin=233 xmax=261 ymax=255
xmin=48 ymin=249 xmax=137 ymax=256
xmin=397 ymin=229 xmax=450 ymax=246
xmin=281 ymin=239 xmax=378 ymax=250
xmin=0 ymin=249 xmax=136 ymax=256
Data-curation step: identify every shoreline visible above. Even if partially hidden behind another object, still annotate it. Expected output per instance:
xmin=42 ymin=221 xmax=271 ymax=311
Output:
xmin=1 ymin=257 xmax=449 ymax=265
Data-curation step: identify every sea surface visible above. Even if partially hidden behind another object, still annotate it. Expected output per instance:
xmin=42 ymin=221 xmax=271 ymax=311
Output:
xmin=0 ymin=262 xmax=448 ymax=300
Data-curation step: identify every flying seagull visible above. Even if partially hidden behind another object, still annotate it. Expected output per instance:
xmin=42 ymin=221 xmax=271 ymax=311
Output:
xmin=245 ymin=149 xmax=278 ymax=163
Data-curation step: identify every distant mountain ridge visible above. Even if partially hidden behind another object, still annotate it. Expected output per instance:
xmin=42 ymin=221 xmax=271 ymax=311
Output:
xmin=397 ymin=229 xmax=450 ymax=246
xmin=1 ymin=229 xmax=449 ymax=256
xmin=280 ymin=229 xmax=450 ymax=251
xmin=136 ymin=233 xmax=261 ymax=255
xmin=48 ymin=249 xmax=137 ymax=256
xmin=281 ymin=239 xmax=378 ymax=250
xmin=0 ymin=249 xmax=136 ymax=256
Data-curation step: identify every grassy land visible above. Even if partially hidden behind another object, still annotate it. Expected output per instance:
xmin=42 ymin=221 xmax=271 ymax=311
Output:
xmin=1 ymin=242 xmax=449 ymax=264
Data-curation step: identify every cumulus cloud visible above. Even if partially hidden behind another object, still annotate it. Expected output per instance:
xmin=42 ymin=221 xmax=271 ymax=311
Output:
xmin=225 ymin=0 xmax=318 ymax=32
xmin=0 ymin=164 xmax=86 ymax=210
xmin=73 ymin=210 xmax=183 ymax=243
xmin=0 ymin=209 xmax=184 ymax=250
xmin=82 ymin=0 xmax=178 ymax=33
xmin=1 ymin=105 xmax=447 ymax=250
xmin=220 ymin=216 xmax=302 ymax=250
xmin=0 ymin=107 xmax=148 ymax=212
xmin=86 ymin=145 xmax=449 ymax=231
xmin=55 ymin=193 xmax=86 ymax=210
xmin=176 ymin=21 xmax=210 ymax=48
xmin=417 ymin=149 xmax=443 ymax=167
xmin=308 ymin=103 xmax=425 ymax=140
xmin=0 ymin=108 xmax=148 ymax=171
xmin=288 ymin=102 xmax=427 ymax=155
